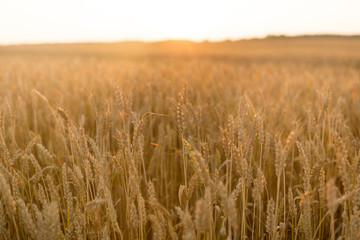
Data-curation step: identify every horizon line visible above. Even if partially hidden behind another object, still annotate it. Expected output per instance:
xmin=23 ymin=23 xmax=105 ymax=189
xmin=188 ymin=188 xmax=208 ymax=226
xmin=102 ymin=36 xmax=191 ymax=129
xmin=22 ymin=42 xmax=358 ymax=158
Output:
xmin=1 ymin=33 xmax=360 ymax=47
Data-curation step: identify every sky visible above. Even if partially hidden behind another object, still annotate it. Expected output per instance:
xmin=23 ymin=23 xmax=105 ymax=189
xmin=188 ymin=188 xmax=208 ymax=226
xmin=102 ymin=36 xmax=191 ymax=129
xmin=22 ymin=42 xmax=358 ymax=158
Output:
xmin=0 ymin=0 xmax=360 ymax=45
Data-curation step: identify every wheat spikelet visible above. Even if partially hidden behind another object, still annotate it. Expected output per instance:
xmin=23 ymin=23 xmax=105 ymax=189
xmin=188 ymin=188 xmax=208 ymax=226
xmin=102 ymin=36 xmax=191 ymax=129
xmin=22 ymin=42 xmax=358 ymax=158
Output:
xmin=236 ymin=156 xmax=248 ymax=180
xmin=231 ymin=178 xmax=242 ymax=202
xmin=74 ymin=204 xmax=85 ymax=239
xmin=129 ymin=200 xmax=139 ymax=228
xmin=45 ymin=174 xmax=59 ymax=203
xmin=68 ymin=166 xmax=86 ymax=202
xmin=111 ymin=154 xmax=124 ymax=177
xmin=222 ymin=129 xmax=231 ymax=159
xmin=333 ymin=132 xmax=350 ymax=192
xmin=28 ymin=153 xmax=42 ymax=182
xmin=185 ymin=174 xmax=197 ymax=200
xmin=85 ymin=198 xmax=106 ymax=212
xmin=318 ymin=168 xmax=326 ymax=209
xmin=25 ymin=137 xmax=38 ymax=154
xmin=17 ymin=199 xmax=36 ymax=239
xmin=147 ymin=181 xmax=158 ymax=204
xmin=326 ymin=179 xmax=338 ymax=215
xmin=189 ymin=151 xmax=210 ymax=184
xmin=253 ymin=168 xmax=265 ymax=201
xmin=353 ymin=175 xmax=360 ymax=210
xmin=167 ymin=220 xmax=178 ymax=240
xmin=0 ymin=172 xmax=15 ymax=216
xmin=104 ymin=186 xmax=121 ymax=234
xmin=300 ymin=192 xmax=312 ymax=240
xmin=0 ymin=143 xmax=12 ymax=168
xmin=288 ymin=188 xmax=297 ymax=218
xmin=42 ymin=202 xmax=60 ymax=240
xmin=11 ymin=177 xmax=20 ymax=201
xmin=102 ymin=225 xmax=110 ymax=240
xmin=149 ymin=214 xmax=165 ymax=240
xmin=32 ymin=89 xmax=49 ymax=103
xmin=62 ymin=163 xmax=73 ymax=215
xmin=137 ymin=193 xmax=147 ymax=228
xmin=57 ymin=107 xmax=71 ymax=128
xmin=351 ymin=205 xmax=360 ymax=240
xmin=341 ymin=202 xmax=351 ymax=239
xmin=246 ymin=161 xmax=253 ymax=188
xmin=36 ymin=143 xmax=53 ymax=162
xmin=0 ymin=107 xmax=4 ymax=137
xmin=195 ymin=198 xmax=210 ymax=233
xmin=0 ymin=199 xmax=5 ymax=236
xmin=37 ymin=183 xmax=48 ymax=206
xmin=266 ymin=198 xmax=275 ymax=236
xmin=336 ymin=151 xmax=350 ymax=192
xmin=275 ymin=140 xmax=286 ymax=177
xmin=176 ymin=92 xmax=186 ymax=136
xmin=34 ymin=204 xmax=45 ymax=240
xmin=263 ymin=131 xmax=271 ymax=163
xmin=256 ymin=113 xmax=265 ymax=146
xmin=284 ymin=129 xmax=297 ymax=154
xmin=21 ymin=154 xmax=30 ymax=177
xmin=317 ymin=86 xmax=331 ymax=123
xmin=296 ymin=141 xmax=311 ymax=191
xmin=218 ymin=182 xmax=238 ymax=230
xmin=182 ymin=210 xmax=196 ymax=240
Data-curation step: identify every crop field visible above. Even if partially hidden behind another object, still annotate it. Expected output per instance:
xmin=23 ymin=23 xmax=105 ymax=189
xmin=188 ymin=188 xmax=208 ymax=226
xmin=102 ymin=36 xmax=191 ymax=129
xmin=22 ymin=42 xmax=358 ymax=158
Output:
xmin=0 ymin=37 xmax=360 ymax=239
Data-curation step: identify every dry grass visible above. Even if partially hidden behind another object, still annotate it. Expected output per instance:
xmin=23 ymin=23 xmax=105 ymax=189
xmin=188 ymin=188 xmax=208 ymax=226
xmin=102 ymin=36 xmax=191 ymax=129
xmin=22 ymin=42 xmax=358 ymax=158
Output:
xmin=0 ymin=38 xmax=359 ymax=239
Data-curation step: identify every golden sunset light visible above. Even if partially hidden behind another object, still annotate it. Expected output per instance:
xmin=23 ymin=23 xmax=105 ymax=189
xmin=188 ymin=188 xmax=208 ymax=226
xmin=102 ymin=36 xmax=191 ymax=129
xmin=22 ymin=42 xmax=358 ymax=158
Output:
xmin=1 ymin=1 xmax=360 ymax=239
xmin=1 ymin=0 xmax=359 ymax=44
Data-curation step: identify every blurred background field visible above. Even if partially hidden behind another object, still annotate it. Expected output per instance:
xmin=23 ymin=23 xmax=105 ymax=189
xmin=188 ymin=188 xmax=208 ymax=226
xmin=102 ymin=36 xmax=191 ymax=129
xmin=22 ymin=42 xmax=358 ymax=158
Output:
xmin=2 ymin=36 xmax=360 ymax=60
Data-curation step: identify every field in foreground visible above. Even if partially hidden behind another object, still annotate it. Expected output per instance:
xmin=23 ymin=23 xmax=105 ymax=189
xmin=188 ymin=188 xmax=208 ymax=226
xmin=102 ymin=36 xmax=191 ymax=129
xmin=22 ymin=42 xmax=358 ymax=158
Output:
xmin=0 ymin=37 xmax=360 ymax=239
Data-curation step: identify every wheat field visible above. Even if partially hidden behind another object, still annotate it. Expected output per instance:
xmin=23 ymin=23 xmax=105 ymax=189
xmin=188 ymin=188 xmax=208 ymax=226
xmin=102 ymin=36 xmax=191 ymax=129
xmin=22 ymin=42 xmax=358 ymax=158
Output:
xmin=0 ymin=37 xmax=360 ymax=239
